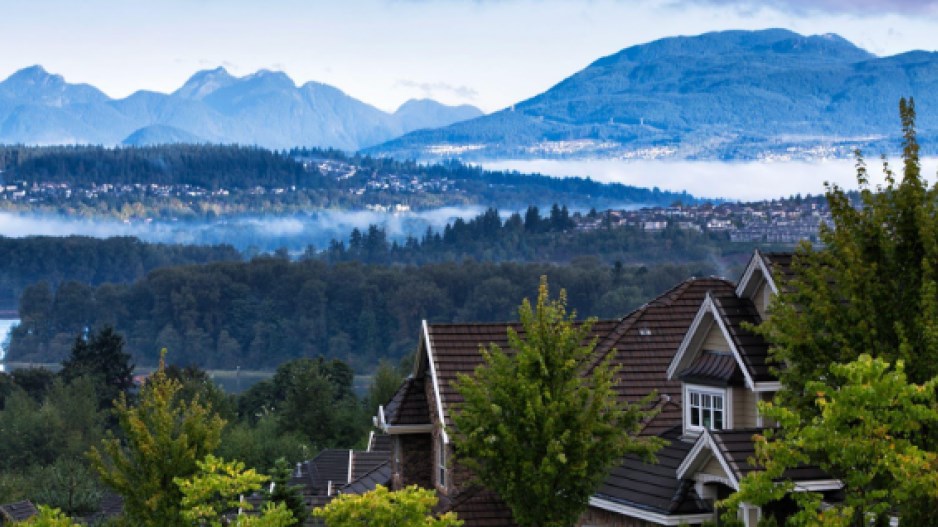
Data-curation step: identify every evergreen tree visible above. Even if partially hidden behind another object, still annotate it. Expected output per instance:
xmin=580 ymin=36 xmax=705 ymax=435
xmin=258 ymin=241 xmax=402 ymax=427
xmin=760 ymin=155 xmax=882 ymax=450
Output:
xmin=60 ymin=326 xmax=134 ymax=411
xmin=265 ymin=458 xmax=307 ymax=526
xmin=453 ymin=278 xmax=660 ymax=527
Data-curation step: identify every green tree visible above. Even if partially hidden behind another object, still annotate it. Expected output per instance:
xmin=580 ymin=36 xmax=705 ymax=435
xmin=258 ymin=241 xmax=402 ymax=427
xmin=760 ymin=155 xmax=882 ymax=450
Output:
xmin=761 ymin=97 xmax=938 ymax=412
xmin=264 ymin=458 xmax=307 ymax=526
xmin=453 ymin=277 xmax=660 ymax=527
xmin=724 ymin=356 xmax=938 ymax=526
xmin=365 ymin=359 xmax=405 ymax=413
xmin=30 ymin=458 xmax=102 ymax=517
xmin=88 ymin=351 xmax=225 ymax=527
xmin=733 ymin=98 xmax=938 ymax=524
xmin=60 ymin=326 xmax=134 ymax=411
xmin=11 ymin=506 xmax=80 ymax=527
xmin=313 ymin=484 xmax=461 ymax=527
xmin=176 ymin=454 xmax=295 ymax=527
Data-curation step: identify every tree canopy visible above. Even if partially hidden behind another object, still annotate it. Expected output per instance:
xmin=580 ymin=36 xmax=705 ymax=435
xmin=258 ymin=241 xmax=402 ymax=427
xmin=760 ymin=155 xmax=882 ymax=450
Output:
xmin=88 ymin=351 xmax=225 ymax=527
xmin=453 ymin=278 xmax=660 ymax=527
xmin=731 ymin=98 xmax=938 ymax=525
xmin=313 ymin=484 xmax=461 ymax=527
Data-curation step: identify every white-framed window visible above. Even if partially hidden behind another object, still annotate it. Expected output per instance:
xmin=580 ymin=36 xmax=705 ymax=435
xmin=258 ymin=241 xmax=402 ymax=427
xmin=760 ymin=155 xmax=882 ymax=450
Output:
xmin=438 ymin=435 xmax=447 ymax=489
xmin=686 ymin=385 xmax=727 ymax=431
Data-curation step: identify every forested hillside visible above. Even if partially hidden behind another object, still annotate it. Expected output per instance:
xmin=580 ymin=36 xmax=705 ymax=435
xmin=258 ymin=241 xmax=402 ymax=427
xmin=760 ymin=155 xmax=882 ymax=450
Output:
xmin=7 ymin=256 xmax=729 ymax=369
xmin=0 ymin=236 xmax=240 ymax=309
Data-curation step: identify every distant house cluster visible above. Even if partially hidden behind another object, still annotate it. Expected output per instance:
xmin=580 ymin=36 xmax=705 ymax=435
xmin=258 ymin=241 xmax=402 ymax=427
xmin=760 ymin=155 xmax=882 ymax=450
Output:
xmin=363 ymin=250 xmax=839 ymax=526
xmin=578 ymin=199 xmax=829 ymax=243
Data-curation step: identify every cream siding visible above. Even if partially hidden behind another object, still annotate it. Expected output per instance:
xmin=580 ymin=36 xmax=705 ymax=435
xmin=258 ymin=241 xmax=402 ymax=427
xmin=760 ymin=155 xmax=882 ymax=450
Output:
xmin=702 ymin=323 xmax=731 ymax=352
xmin=701 ymin=457 xmax=729 ymax=480
xmin=733 ymin=387 xmax=759 ymax=428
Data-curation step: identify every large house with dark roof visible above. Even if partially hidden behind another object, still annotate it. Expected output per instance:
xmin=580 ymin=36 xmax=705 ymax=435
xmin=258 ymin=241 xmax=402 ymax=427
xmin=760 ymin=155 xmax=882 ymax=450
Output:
xmin=373 ymin=250 xmax=842 ymax=527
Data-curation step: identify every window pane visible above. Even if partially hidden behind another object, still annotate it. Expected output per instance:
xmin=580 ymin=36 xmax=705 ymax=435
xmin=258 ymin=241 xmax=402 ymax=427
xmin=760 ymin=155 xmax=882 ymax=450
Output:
xmin=714 ymin=410 xmax=723 ymax=430
xmin=691 ymin=407 xmax=700 ymax=426
xmin=703 ymin=408 xmax=712 ymax=428
xmin=691 ymin=392 xmax=699 ymax=406
xmin=714 ymin=395 xmax=723 ymax=410
xmin=702 ymin=394 xmax=711 ymax=409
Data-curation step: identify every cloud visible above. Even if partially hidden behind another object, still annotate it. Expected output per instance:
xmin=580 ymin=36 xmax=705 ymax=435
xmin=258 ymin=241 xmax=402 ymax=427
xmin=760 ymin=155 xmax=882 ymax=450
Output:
xmin=683 ymin=0 xmax=938 ymax=15
xmin=395 ymin=79 xmax=479 ymax=100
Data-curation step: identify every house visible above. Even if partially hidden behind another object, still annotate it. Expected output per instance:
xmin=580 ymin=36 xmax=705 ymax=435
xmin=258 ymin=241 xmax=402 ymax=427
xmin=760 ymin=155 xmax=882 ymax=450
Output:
xmin=374 ymin=250 xmax=838 ymax=526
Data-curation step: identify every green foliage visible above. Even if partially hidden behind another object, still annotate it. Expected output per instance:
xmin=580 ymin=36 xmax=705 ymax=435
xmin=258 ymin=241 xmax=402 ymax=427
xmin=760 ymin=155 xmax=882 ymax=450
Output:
xmin=11 ymin=255 xmax=720 ymax=369
xmin=759 ymin=97 xmax=938 ymax=411
xmin=312 ymin=484 xmax=461 ymax=527
xmin=175 ymin=455 xmax=273 ymax=526
xmin=215 ymin=418 xmax=311 ymax=474
xmin=453 ymin=278 xmax=660 ymax=527
xmin=365 ymin=359 xmax=405 ymax=413
xmin=88 ymin=351 xmax=225 ymax=527
xmin=11 ymin=505 xmax=81 ymax=527
xmin=29 ymin=457 xmax=102 ymax=517
xmin=60 ymin=326 xmax=135 ymax=411
xmin=264 ymin=458 xmax=307 ymax=526
xmin=734 ymin=98 xmax=938 ymax=524
xmin=0 ymin=377 xmax=104 ymax=472
xmin=725 ymin=356 xmax=938 ymax=525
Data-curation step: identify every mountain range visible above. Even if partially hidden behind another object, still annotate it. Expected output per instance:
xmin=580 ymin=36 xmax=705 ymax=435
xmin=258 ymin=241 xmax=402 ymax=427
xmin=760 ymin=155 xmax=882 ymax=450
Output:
xmin=5 ymin=29 xmax=938 ymax=161
xmin=0 ymin=66 xmax=482 ymax=150
xmin=368 ymin=28 xmax=938 ymax=161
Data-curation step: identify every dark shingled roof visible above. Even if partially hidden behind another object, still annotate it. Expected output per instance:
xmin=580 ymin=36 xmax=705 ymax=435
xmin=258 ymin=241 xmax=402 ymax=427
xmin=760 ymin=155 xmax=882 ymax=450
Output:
xmin=679 ymin=350 xmax=744 ymax=386
xmin=710 ymin=295 xmax=775 ymax=382
xmin=384 ymin=377 xmax=431 ymax=426
xmin=597 ymin=428 xmax=711 ymax=516
xmin=351 ymin=451 xmax=391 ymax=481
xmin=0 ymin=500 xmax=38 ymax=524
xmin=761 ymin=252 xmax=794 ymax=285
xmin=711 ymin=429 xmax=831 ymax=483
xmin=295 ymin=449 xmax=351 ymax=493
xmin=440 ymin=487 xmax=518 ymax=527
xmin=341 ymin=462 xmax=392 ymax=495
xmin=591 ymin=278 xmax=738 ymax=433
xmin=368 ymin=432 xmax=392 ymax=452
xmin=425 ymin=278 xmax=736 ymax=431
xmin=426 ymin=320 xmax=620 ymax=427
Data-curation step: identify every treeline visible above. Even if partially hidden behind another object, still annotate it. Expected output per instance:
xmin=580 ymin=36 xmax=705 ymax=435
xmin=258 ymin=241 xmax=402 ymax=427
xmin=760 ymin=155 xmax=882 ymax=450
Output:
xmin=0 ymin=144 xmax=323 ymax=190
xmin=318 ymin=205 xmax=758 ymax=266
xmin=0 ymin=236 xmax=241 ymax=309
xmin=0 ymin=326 xmax=397 ymax=518
xmin=8 ymin=256 xmax=727 ymax=370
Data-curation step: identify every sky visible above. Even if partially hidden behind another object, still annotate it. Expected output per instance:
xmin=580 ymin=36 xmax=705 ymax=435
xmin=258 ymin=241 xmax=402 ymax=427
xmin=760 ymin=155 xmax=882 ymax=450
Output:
xmin=2 ymin=0 xmax=938 ymax=113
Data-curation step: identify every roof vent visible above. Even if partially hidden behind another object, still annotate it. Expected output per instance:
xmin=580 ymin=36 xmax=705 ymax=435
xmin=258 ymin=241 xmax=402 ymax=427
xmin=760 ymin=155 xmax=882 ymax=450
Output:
xmin=638 ymin=327 xmax=652 ymax=336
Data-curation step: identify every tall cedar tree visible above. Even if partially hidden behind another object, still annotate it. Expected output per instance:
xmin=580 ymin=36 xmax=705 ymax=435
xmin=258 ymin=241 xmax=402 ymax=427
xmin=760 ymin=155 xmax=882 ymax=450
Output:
xmin=453 ymin=278 xmax=660 ymax=527
xmin=88 ymin=351 xmax=225 ymax=527
xmin=60 ymin=326 xmax=134 ymax=411
xmin=759 ymin=97 xmax=938 ymax=412
xmin=732 ymin=98 xmax=938 ymax=525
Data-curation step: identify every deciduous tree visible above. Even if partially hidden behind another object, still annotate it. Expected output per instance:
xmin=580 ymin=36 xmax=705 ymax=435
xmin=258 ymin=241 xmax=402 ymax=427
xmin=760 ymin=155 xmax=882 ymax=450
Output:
xmin=88 ymin=351 xmax=224 ymax=527
xmin=733 ymin=98 xmax=938 ymax=524
xmin=453 ymin=278 xmax=659 ymax=527
xmin=313 ymin=484 xmax=461 ymax=527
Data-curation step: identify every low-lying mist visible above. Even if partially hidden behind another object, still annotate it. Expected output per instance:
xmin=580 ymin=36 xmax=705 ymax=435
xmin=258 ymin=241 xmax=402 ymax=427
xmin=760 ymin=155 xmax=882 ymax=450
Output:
xmin=0 ymin=206 xmax=491 ymax=255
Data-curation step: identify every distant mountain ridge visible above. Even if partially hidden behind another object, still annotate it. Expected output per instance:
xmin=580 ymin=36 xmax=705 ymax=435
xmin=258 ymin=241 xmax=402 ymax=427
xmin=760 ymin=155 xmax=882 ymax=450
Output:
xmin=0 ymin=66 xmax=483 ymax=150
xmin=367 ymin=28 xmax=938 ymax=161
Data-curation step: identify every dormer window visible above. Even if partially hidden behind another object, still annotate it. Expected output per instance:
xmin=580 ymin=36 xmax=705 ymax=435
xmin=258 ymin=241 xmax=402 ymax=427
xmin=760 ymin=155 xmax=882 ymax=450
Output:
xmin=687 ymin=386 xmax=725 ymax=431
